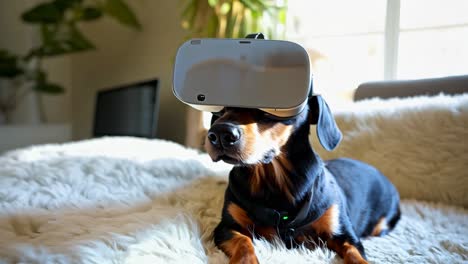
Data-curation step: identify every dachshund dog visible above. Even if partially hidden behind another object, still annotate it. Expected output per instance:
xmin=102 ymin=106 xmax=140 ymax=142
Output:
xmin=205 ymin=95 xmax=401 ymax=264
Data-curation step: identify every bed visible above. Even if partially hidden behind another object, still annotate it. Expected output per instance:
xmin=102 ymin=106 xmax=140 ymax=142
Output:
xmin=0 ymin=94 xmax=467 ymax=263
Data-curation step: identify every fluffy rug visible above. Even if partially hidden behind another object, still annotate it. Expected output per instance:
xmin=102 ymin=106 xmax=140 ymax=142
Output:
xmin=0 ymin=137 xmax=466 ymax=264
xmin=0 ymin=94 xmax=467 ymax=263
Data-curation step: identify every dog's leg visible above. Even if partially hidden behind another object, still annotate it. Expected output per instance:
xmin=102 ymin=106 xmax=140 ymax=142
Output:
xmin=303 ymin=203 xmax=367 ymax=263
xmin=326 ymin=234 xmax=368 ymax=264
xmin=214 ymin=223 xmax=259 ymax=264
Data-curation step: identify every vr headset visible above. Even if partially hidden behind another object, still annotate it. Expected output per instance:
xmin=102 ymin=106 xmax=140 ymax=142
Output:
xmin=173 ymin=33 xmax=312 ymax=118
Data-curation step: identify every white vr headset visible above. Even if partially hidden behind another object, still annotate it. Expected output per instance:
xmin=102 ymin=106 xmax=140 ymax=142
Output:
xmin=172 ymin=33 xmax=311 ymax=118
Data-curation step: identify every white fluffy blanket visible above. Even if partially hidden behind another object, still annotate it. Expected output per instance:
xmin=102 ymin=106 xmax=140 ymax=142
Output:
xmin=1 ymin=94 xmax=467 ymax=264
xmin=312 ymin=94 xmax=468 ymax=207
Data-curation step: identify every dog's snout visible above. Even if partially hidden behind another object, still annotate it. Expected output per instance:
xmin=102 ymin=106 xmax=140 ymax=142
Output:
xmin=208 ymin=124 xmax=241 ymax=147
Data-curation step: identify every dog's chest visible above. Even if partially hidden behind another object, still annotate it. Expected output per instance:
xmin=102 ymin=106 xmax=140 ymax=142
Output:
xmin=229 ymin=201 xmax=340 ymax=248
xmin=229 ymin=181 xmax=340 ymax=247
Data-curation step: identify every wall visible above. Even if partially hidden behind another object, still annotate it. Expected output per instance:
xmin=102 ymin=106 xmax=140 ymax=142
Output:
xmin=71 ymin=0 xmax=188 ymax=144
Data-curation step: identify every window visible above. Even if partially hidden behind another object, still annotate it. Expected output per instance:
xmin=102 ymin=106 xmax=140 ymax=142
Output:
xmin=398 ymin=0 xmax=468 ymax=79
xmin=286 ymin=0 xmax=468 ymax=104
xmin=196 ymin=0 xmax=468 ymax=141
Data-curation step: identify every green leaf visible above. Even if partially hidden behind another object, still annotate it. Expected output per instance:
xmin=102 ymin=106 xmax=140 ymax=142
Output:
xmin=278 ymin=8 xmax=286 ymax=24
xmin=34 ymin=82 xmax=65 ymax=94
xmin=40 ymin=24 xmax=57 ymax=45
xmin=104 ymin=0 xmax=141 ymax=30
xmin=81 ymin=7 xmax=103 ymax=21
xmin=0 ymin=65 xmax=23 ymax=78
xmin=21 ymin=2 xmax=63 ymax=24
xmin=0 ymin=50 xmax=23 ymax=78
xmin=208 ymin=0 xmax=218 ymax=8
xmin=238 ymin=0 xmax=262 ymax=13
xmin=249 ymin=0 xmax=276 ymax=11
xmin=220 ymin=2 xmax=231 ymax=15
xmin=181 ymin=0 xmax=198 ymax=30
xmin=66 ymin=25 xmax=95 ymax=51
xmin=38 ymin=24 xmax=95 ymax=56
xmin=249 ymin=8 xmax=261 ymax=19
xmin=53 ymin=0 xmax=82 ymax=12
xmin=181 ymin=0 xmax=196 ymax=19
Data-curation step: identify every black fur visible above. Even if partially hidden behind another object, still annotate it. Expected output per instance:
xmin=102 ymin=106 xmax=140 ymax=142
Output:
xmin=211 ymin=95 xmax=400 ymax=262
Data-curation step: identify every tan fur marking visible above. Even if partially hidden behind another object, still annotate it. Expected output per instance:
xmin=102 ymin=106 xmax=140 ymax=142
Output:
xmin=207 ymin=108 xmax=297 ymax=201
xmin=242 ymin=122 xmax=260 ymax=160
xmin=269 ymin=155 xmax=294 ymax=202
xmin=227 ymin=204 xmax=277 ymax=241
xmin=264 ymin=123 xmax=293 ymax=148
xmin=311 ymin=204 xmax=340 ymax=237
xmin=242 ymin=117 xmax=293 ymax=164
xmin=249 ymin=154 xmax=295 ymax=202
xmin=371 ymin=217 xmax=388 ymax=236
xmin=255 ymin=226 xmax=277 ymax=240
xmin=249 ymin=165 xmax=264 ymax=194
xmin=220 ymin=231 xmax=259 ymax=264
xmin=295 ymin=234 xmax=309 ymax=244
xmin=327 ymin=240 xmax=368 ymax=264
xmin=227 ymin=203 xmax=253 ymax=228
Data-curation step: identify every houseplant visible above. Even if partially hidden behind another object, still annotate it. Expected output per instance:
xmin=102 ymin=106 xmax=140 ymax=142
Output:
xmin=180 ymin=0 xmax=287 ymax=39
xmin=0 ymin=0 xmax=141 ymax=124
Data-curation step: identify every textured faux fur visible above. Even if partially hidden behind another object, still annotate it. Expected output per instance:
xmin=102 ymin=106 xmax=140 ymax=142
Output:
xmin=311 ymin=93 xmax=468 ymax=207
xmin=0 ymin=94 xmax=467 ymax=263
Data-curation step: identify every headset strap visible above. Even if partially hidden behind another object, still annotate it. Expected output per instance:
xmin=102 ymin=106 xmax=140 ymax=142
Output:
xmin=245 ymin=33 xmax=265 ymax=39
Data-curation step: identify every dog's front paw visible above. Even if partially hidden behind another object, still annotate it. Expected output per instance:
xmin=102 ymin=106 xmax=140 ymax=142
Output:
xmin=229 ymin=253 xmax=259 ymax=264
xmin=344 ymin=254 xmax=368 ymax=264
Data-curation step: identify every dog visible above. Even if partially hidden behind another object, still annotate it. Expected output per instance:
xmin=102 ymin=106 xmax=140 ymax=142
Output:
xmin=205 ymin=95 xmax=401 ymax=264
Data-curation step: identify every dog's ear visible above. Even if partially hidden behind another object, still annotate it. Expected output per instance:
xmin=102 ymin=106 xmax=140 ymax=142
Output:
xmin=308 ymin=95 xmax=342 ymax=151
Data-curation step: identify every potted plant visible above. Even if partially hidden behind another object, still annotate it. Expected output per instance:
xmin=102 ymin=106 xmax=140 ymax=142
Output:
xmin=0 ymin=0 xmax=141 ymax=124
xmin=181 ymin=0 xmax=286 ymax=39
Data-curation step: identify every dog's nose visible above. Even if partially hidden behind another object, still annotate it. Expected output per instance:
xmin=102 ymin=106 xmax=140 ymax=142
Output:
xmin=207 ymin=124 xmax=241 ymax=147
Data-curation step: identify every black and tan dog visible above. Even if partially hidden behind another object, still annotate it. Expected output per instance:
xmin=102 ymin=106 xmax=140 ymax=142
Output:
xmin=205 ymin=95 xmax=400 ymax=264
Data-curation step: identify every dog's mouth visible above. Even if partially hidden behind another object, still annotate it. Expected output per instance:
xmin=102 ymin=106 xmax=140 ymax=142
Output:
xmin=213 ymin=153 xmax=241 ymax=165
xmin=209 ymin=148 xmax=277 ymax=166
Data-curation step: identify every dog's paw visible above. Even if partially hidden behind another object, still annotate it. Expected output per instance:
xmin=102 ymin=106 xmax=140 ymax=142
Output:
xmin=229 ymin=253 xmax=259 ymax=264
xmin=344 ymin=255 xmax=368 ymax=264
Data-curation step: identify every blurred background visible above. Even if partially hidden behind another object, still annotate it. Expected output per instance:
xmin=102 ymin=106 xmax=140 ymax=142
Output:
xmin=1 ymin=0 xmax=467 ymax=153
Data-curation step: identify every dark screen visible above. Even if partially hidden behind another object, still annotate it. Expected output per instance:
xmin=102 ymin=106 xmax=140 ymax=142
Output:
xmin=93 ymin=80 xmax=159 ymax=138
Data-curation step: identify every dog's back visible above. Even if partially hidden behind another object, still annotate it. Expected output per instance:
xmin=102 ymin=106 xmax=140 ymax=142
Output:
xmin=326 ymin=158 xmax=400 ymax=237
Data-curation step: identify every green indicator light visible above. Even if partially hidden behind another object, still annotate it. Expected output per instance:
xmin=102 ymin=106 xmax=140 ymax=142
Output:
xmin=282 ymin=216 xmax=289 ymax=220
